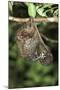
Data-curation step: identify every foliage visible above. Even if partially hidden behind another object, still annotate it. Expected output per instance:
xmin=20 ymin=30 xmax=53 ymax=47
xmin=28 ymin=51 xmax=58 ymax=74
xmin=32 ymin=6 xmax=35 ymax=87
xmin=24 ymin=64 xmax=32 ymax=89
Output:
xmin=25 ymin=2 xmax=36 ymax=17
xmin=35 ymin=3 xmax=58 ymax=17
xmin=9 ymin=1 xmax=58 ymax=89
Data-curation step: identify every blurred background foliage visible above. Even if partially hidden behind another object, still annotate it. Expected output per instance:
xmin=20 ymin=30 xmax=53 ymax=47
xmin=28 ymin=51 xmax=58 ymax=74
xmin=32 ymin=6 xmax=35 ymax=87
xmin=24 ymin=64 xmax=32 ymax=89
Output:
xmin=9 ymin=1 xmax=58 ymax=88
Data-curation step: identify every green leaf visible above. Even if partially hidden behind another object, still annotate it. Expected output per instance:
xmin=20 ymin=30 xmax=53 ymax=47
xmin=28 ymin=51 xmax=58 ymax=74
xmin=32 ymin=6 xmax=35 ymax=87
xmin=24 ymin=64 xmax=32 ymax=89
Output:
xmin=8 ymin=1 xmax=13 ymax=15
xmin=37 ymin=7 xmax=47 ymax=17
xmin=25 ymin=2 xmax=29 ymax=7
xmin=28 ymin=3 xmax=36 ymax=17
xmin=53 ymin=9 xmax=58 ymax=16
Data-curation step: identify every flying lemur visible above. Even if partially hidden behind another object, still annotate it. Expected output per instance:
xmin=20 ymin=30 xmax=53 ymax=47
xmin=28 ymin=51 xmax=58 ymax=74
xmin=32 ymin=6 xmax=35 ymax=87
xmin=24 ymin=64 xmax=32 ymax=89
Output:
xmin=16 ymin=19 xmax=53 ymax=65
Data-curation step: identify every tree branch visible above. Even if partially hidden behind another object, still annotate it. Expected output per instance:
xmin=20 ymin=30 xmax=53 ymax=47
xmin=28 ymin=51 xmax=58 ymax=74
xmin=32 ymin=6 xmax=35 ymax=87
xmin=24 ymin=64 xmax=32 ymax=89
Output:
xmin=9 ymin=16 xmax=58 ymax=23
xmin=40 ymin=33 xmax=58 ymax=43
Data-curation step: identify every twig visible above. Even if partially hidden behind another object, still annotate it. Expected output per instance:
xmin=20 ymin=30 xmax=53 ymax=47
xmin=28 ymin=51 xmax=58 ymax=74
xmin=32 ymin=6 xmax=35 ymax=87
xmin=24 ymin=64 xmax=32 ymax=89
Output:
xmin=9 ymin=16 xmax=58 ymax=23
xmin=40 ymin=33 xmax=58 ymax=43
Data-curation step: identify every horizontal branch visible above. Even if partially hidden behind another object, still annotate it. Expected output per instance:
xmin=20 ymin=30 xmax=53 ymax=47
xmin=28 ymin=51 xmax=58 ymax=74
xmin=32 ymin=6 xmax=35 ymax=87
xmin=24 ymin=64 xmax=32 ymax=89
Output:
xmin=9 ymin=16 xmax=58 ymax=23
